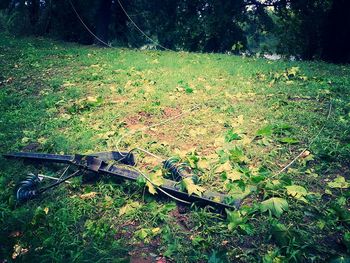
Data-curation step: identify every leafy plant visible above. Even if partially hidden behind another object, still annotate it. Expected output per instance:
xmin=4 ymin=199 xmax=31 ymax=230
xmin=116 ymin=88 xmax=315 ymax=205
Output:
xmin=328 ymin=177 xmax=349 ymax=189
xmin=182 ymin=177 xmax=205 ymax=196
xmin=285 ymin=185 xmax=308 ymax=202
xmin=229 ymin=147 xmax=248 ymax=163
xmin=260 ymin=198 xmax=289 ymax=218
xmin=146 ymin=170 xmax=164 ymax=194
xmin=225 ymin=129 xmax=242 ymax=142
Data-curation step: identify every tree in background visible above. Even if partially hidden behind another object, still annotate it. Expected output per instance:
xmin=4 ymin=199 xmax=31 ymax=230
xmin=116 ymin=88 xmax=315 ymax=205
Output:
xmin=273 ymin=0 xmax=332 ymax=60
xmin=0 ymin=0 xmax=349 ymax=63
xmin=322 ymin=0 xmax=350 ymax=63
xmin=95 ymin=0 xmax=112 ymax=45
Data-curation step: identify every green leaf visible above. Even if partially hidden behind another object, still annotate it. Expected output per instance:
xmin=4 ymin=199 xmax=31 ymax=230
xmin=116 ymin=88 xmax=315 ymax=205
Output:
xmin=271 ymin=223 xmax=290 ymax=247
xmin=328 ymin=176 xmax=349 ymax=189
xmin=285 ymin=185 xmax=308 ymax=202
xmin=185 ymin=87 xmax=193 ymax=94
xmin=228 ymin=185 xmax=255 ymax=200
xmin=146 ymin=170 xmax=164 ymax=195
xmin=229 ymin=147 xmax=248 ymax=163
xmin=182 ymin=177 xmax=205 ymax=196
xmin=135 ymin=228 xmax=149 ymax=240
xmin=226 ymin=210 xmax=244 ymax=231
xmin=343 ymin=232 xmax=350 ymax=252
xmin=208 ymin=250 xmax=228 ymax=263
xmin=329 ymin=256 xmax=350 ymax=263
xmin=225 ymin=129 xmax=242 ymax=142
xmin=260 ymin=197 xmax=288 ymax=218
xmin=239 ymin=223 xmax=254 ymax=235
xmin=265 ymin=180 xmax=282 ymax=190
xmin=118 ymin=201 xmax=141 ymax=216
xmin=256 ymin=125 xmax=273 ymax=137
xmin=278 ymin=137 xmax=299 ymax=144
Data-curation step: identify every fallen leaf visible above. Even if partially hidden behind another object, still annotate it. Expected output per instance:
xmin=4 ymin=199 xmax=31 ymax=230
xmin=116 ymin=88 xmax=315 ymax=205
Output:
xmin=87 ymin=96 xmax=98 ymax=102
xmin=197 ymin=159 xmax=210 ymax=170
xmin=300 ymin=151 xmax=310 ymax=158
xmin=119 ymin=201 xmax=141 ymax=216
xmin=182 ymin=177 xmax=205 ymax=196
xmin=146 ymin=170 xmax=164 ymax=195
xmin=260 ymin=197 xmax=288 ymax=218
xmin=43 ymin=207 xmax=49 ymax=214
xmin=328 ymin=176 xmax=349 ymax=189
xmin=227 ymin=170 xmax=242 ymax=181
xmin=12 ymin=244 xmax=29 ymax=259
xmin=285 ymin=185 xmax=308 ymax=202
xmin=80 ymin=192 xmax=97 ymax=199
xmin=215 ymin=162 xmax=232 ymax=173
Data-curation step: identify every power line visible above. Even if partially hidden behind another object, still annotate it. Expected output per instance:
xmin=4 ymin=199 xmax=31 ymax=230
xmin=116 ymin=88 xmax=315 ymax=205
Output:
xmin=272 ymin=98 xmax=333 ymax=178
xmin=69 ymin=0 xmax=112 ymax=48
xmin=116 ymin=0 xmax=173 ymax=51
xmin=69 ymin=0 xmax=172 ymax=51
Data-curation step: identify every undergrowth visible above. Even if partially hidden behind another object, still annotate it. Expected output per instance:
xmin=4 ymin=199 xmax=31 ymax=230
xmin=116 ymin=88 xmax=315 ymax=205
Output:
xmin=0 ymin=33 xmax=350 ymax=262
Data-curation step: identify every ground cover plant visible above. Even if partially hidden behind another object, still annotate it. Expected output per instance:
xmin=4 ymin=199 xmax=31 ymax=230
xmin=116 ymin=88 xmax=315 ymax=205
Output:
xmin=0 ymin=33 xmax=350 ymax=262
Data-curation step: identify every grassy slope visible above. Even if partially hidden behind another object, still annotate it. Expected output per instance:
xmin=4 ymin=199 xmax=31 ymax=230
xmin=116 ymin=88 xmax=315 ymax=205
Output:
xmin=0 ymin=33 xmax=349 ymax=262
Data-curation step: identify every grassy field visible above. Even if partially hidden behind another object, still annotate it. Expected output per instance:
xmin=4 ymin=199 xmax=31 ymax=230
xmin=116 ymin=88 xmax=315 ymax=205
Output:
xmin=0 ymin=33 xmax=350 ymax=262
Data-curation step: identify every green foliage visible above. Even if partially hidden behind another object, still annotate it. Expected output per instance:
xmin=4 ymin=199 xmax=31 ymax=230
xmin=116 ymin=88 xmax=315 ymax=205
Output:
xmin=225 ymin=129 xmax=242 ymax=142
xmin=0 ymin=33 xmax=349 ymax=262
xmin=260 ymin=198 xmax=289 ymax=218
xmin=181 ymin=177 xmax=205 ymax=196
xmin=285 ymin=185 xmax=308 ymax=202
xmin=208 ymin=250 xmax=228 ymax=263
xmin=328 ymin=177 xmax=350 ymax=189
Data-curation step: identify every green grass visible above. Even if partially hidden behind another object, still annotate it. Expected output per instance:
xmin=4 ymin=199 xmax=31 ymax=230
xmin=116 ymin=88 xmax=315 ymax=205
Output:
xmin=0 ymin=33 xmax=350 ymax=262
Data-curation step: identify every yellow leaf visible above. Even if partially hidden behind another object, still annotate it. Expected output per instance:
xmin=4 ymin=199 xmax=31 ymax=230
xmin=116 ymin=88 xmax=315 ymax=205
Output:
xmin=150 ymin=170 xmax=164 ymax=186
xmin=189 ymin=127 xmax=207 ymax=137
xmin=151 ymin=227 xmax=161 ymax=234
xmin=43 ymin=207 xmax=49 ymax=215
xmin=37 ymin=137 xmax=47 ymax=144
xmin=62 ymin=81 xmax=75 ymax=87
xmin=104 ymin=195 xmax=113 ymax=207
xmin=80 ymin=192 xmax=97 ymax=199
xmin=239 ymin=135 xmax=252 ymax=146
xmin=227 ymin=170 xmax=242 ymax=181
xmin=182 ymin=177 xmax=205 ymax=196
xmin=197 ymin=159 xmax=210 ymax=170
xmin=146 ymin=181 xmax=157 ymax=195
xmin=146 ymin=170 xmax=164 ymax=195
xmin=215 ymin=162 xmax=232 ymax=173
xmin=213 ymin=196 xmax=222 ymax=203
xmin=232 ymin=115 xmax=244 ymax=127
xmin=12 ymin=244 xmax=28 ymax=259
xmin=119 ymin=201 xmax=141 ymax=216
xmin=214 ymin=137 xmax=225 ymax=147
xmin=87 ymin=96 xmax=98 ymax=102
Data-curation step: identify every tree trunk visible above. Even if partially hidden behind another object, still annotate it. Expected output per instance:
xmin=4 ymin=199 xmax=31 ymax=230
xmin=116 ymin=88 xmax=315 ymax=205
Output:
xmin=29 ymin=0 xmax=40 ymax=26
xmin=95 ymin=0 xmax=112 ymax=46
xmin=322 ymin=0 xmax=350 ymax=63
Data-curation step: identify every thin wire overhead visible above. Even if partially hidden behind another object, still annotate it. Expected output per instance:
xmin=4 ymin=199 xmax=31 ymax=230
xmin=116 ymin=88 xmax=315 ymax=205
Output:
xmin=69 ymin=0 xmax=172 ymax=51
xmin=116 ymin=0 xmax=173 ymax=51
xmin=69 ymin=0 xmax=112 ymax=47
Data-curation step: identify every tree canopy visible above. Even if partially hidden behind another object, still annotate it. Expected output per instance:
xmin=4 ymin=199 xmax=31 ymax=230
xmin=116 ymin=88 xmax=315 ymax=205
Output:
xmin=0 ymin=0 xmax=349 ymax=62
